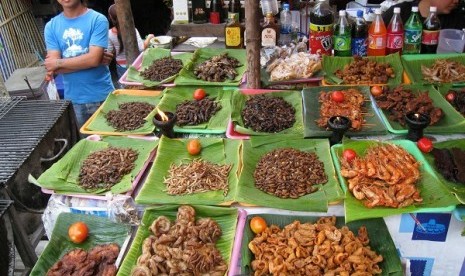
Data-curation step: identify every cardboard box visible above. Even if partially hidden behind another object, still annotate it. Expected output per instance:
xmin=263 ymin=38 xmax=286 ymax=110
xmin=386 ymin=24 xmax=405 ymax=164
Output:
xmin=173 ymin=0 xmax=189 ymax=24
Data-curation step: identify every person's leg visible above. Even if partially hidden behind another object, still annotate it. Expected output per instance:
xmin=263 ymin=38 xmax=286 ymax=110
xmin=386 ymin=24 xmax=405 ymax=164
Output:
xmin=72 ymin=102 xmax=102 ymax=130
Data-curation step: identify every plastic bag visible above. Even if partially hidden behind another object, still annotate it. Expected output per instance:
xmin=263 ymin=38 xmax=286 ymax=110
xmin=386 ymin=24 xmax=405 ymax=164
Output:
xmin=46 ymin=78 xmax=59 ymax=100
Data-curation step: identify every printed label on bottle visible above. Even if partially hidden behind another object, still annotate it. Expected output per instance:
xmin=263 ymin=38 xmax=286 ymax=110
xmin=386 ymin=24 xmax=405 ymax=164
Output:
xmin=404 ymin=29 xmax=422 ymax=44
xmin=351 ymin=37 xmax=367 ymax=56
xmin=368 ymin=34 xmax=386 ymax=49
xmin=334 ymin=35 xmax=351 ymax=51
xmin=387 ymin=33 xmax=403 ymax=49
xmin=422 ymin=30 xmax=439 ymax=45
xmin=226 ymin=27 xmax=241 ymax=46
xmin=309 ymin=23 xmax=333 ymax=55
xmin=262 ymin=28 xmax=276 ymax=47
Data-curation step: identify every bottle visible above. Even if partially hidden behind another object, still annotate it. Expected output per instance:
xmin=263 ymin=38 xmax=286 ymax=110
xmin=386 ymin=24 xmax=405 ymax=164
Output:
xmin=403 ymin=6 xmax=422 ymax=54
xmin=210 ymin=0 xmax=222 ymax=24
xmin=225 ymin=12 xmax=244 ymax=48
xmin=333 ymin=10 xmax=352 ymax=56
xmin=261 ymin=0 xmax=279 ymax=16
xmin=261 ymin=12 xmax=279 ymax=47
xmin=351 ymin=10 xmax=368 ymax=56
xmin=309 ymin=0 xmax=334 ymax=55
xmin=192 ymin=0 xmax=207 ymax=23
xmin=386 ymin=7 xmax=404 ymax=54
xmin=229 ymin=0 xmax=244 ymax=23
xmin=368 ymin=8 xmax=387 ymax=56
xmin=279 ymin=3 xmax=292 ymax=45
xmin=421 ymin=6 xmax=441 ymax=54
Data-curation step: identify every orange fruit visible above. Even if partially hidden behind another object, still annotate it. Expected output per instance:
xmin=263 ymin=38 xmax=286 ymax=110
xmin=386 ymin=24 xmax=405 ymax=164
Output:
xmin=68 ymin=221 xmax=89 ymax=244
xmin=250 ymin=216 xmax=267 ymax=234
xmin=187 ymin=139 xmax=202 ymax=155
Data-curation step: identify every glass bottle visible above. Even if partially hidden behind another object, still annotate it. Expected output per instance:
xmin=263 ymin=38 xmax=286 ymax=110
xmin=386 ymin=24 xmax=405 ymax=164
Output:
xmin=421 ymin=6 xmax=441 ymax=54
xmin=225 ymin=12 xmax=244 ymax=48
xmin=351 ymin=10 xmax=367 ymax=57
xmin=403 ymin=6 xmax=422 ymax=54
xmin=210 ymin=0 xmax=222 ymax=24
xmin=261 ymin=12 xmax=279 ymax=47
xmin=229 ymin=0 xmax=244 ymax=23
xmin=309 ymin=0 xmax=334 ymax=55
xmin=192 ymin=0 xmax=207 ymax=23
xmin=386 ymin=7 xmax=404 ymax=54
xmin=367 ymin=8 xmax=387 ymax=56
xmin=333 ymin=10 xmax=352 ymax=56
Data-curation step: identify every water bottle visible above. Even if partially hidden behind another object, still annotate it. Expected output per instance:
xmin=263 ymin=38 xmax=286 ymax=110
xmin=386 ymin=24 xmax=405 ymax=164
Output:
xmin=279 ymin=3 xmax=292 ymax=45
xmin=261 ymin=0 xmax=279 ymax=16
xmin=351 ymin=10 xmax=368 ymax=56
xmin=333 ymin=10 xmax=352 ymax=56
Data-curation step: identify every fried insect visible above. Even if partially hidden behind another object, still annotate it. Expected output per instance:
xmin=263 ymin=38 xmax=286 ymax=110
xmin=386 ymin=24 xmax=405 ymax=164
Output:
xmin=422 ymin=59 xmax=465 ymax=83
xmin=175 ymin=97 xmax=221 ymax=126
xmin=194 ymin=53 xmax=240 ymax=82
xmin=140 ymin=57 xmax=183 ymax=82
xmin=105 ymin=102 xmax=155 ymax=131
xmin=335 ymin=56 xmax=395 ymax=84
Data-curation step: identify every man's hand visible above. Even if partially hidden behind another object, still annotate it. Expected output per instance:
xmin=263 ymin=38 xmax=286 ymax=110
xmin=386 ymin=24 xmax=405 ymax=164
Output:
xmin=44 ymin=54 xmax=61 ymax=72
xmin=101 ymin=51 xmax=114 ymax=66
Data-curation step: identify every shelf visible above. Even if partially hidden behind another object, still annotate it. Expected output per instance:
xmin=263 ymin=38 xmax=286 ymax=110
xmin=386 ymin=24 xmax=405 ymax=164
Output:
xmin=170 ymin=22 xmax=227 ymax=37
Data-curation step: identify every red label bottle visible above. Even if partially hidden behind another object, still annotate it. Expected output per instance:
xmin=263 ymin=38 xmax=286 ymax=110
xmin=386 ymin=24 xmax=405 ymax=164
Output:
xmin=386 ymin=7 xmax=404 ymax=54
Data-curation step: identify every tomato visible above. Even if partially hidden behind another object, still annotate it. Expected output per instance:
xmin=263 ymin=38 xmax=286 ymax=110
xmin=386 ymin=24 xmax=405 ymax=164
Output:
xmin=250 ymin=216 xmax=267 ymax=234
xmin=187 ymin=139 xmax=202 ymax=155
xmin=68 ymin=221 xmax=89 ymax=244
xmin=446 ymin=92 xmax=456 ymax=103
xmin=193 ymin=88 xmax=207 ymax=101
xmin=370 ymin=86 xmax=383 ymax=97
xmin=342 ymin=149 xmax=357 ymax=162
xmin=417 ymin=137 xmax=434 ymax=153
xmin=331 ymin=91 xmax=345 ymax=103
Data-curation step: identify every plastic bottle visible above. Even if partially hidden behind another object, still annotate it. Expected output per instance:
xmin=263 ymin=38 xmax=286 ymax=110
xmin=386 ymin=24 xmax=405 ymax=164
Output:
xmin=421 ymin=6 xmax=441 ymax=54
xmin=279 ymin=3 xmax=292 ymax=45
xmin=309 ymin=0 xmax=334 ymax=55
xmin=351 ymin=10 xmax=368 ymax=56
xmin=261 ymin=0 xmax=279 ymax=16
xmin=403 ymin=6 xmax=422 ymax=54
xmin=386 ymin=7 xmax=404 ymax=54
xmin=368 ymin=9 xmax=387 ymax=56
xmin=333 ymin=10 xmax=352 ymax=56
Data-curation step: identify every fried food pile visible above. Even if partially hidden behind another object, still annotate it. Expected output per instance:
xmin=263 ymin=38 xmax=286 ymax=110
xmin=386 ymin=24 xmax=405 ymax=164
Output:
xmin=175 ymin=97 xmax=222 ymax=126
xmin=248 ymin=216 xmax=383 ymax=276
xmin=335 ymin=56 xmax=395 ymax=84
xmin=140 ymin=57 xmax=183 ymax=82
xmin=254 ymin=148 xmax=328 ymax=199
xmin=79 ymin=147 xmax=138 ymax=191
xmin=105 ymin=102 xmax=155 ymax=131
xmin=131 ymin=206 xmax=227 ymax=276
xmin=421 ymin=59 xmax=465 ymax=83
xmin=446 ymin=89 xmax=465 ymax=116
xmin=375 ymin=86 xmax=443 ymax=126
xmin=266 ymin=52 xmax=322 ymax=82
xmin=432 ymin=147 xmax=465 ymax=184
xmin=194 ymin=53 xmax=240 ymax=82
xmin=47 ymin=243 xmax=119 ymax=276
xmin=316 ymin=88 xmax=366 ymax=131
xmin=164 ymin=159 xmax=232 ymax=196
xmin=340 ymin=144 xmax=423 ymax=208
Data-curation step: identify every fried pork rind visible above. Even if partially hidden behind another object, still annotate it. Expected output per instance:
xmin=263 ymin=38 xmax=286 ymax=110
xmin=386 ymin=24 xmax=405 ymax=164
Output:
xmin=248 ymin=217 xmax=383 ymax=276
xmin=132 ymin=205 xmax=227 ymax=276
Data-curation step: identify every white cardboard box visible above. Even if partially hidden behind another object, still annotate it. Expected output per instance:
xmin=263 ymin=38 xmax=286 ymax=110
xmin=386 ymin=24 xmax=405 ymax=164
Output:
xmin=173 ymin=0 xmax=189 ymax=24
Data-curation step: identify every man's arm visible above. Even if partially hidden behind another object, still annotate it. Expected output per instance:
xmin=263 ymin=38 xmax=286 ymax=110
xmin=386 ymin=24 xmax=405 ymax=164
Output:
xmin=44 ymin=46 xmax=105 ymax=74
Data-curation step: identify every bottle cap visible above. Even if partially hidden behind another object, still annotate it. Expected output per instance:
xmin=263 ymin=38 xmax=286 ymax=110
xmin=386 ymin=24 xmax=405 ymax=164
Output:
xmin=356 ymin=10 xmax=363 ymax=17
xmin=430 ymin=6 xmax=437 ymax=12
xmin=412 ymin=6 xmax=419 ymax=12
xmin=394 ymin=7 xmax=400 ymax=14
xmin=339 ymin=10 xmax=346 ymax=16
xmin=375 ymin=9 xmax=381 ymax=15
xmin=283 ymin=3 xmax=289 ymax=9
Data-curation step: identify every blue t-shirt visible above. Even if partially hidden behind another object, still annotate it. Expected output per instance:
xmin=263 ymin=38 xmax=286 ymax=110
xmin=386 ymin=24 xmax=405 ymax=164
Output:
xmin=44 ymin=9 xmax=114 ymax=104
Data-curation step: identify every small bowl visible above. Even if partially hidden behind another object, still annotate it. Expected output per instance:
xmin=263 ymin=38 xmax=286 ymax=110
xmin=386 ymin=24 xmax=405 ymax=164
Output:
xmin=149 ymin=36 xmax=172 ymax=49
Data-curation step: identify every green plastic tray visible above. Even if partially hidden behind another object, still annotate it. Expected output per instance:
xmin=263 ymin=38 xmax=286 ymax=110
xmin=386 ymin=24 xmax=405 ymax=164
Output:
xmin=436 ymin=84 xmax=465 ymax=118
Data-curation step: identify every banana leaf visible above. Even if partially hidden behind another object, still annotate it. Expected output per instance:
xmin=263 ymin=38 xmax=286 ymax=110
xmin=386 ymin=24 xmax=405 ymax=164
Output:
xmin=174 ymin=48 xmax=247 ymax=86
xmin=34 ymin=136 xmax=158 ymax=195
xmin=31 ymin=213 xmax=130 ymax=276
xmin=331 ymin=139 xmax=459 ymax=223
xmin=135 ymin=136 xmax=241 ymax=205
xmin=230 ymin=90 xmax=304 ymax=137
xmin=235 ymin=137 xmax=343 ymax=212
xmin=117 ymin=205 xmax=237 ymax=276
xmin=302 ymin=85 xmax=388 ymax=138
xmin=156 ymin=86 xmax=234 ymax=134
xmin=126 ymin=48 xmax=194 ymax=87
xmin=422 ymin=138 xmax=465 ymax=204
xmin=322 ymin=53 xmax=404 ymax=85
xmin=373 ymin=84 xmax=465 ymax=134
xmin=401 ymin=53 xmax=465 ymax=86
xmin=239 ymin=214 xmax=403 ymax=276
xmin=86 ymin=91 xmax=162 ymax=134
xmin=436 ymin=84 xmax=465 ymax=118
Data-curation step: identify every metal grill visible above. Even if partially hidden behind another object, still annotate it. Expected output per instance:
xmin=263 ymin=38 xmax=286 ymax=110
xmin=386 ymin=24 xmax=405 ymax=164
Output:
xmin=0 ymin=97 xmax=70 ymax=186
xmin=0 ymin=200 xmax=12 ymax=218
xmin=0 ymin=97 xmax=24 ymax=120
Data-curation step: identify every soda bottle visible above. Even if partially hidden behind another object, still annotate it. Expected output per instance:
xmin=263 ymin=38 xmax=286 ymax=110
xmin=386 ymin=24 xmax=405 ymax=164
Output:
xmin=386 ymin=7 xmax=404 ymax=54
xmin=351 ymin=10 xmax=368 ymax=56
xmin=368 ymin=9 xmax=387 ymax=56
xmin=403 ymin=6 xmax=422 ymax=54
xmin=279 ymin=3 xmax=292 ymax=45
xmin=309 ymin=0 xmax=334 ymax=55
xmin=333 ymin=10 xmax=352 ymax=56
xmin=421 ymin=6 xmax=441 ymax=53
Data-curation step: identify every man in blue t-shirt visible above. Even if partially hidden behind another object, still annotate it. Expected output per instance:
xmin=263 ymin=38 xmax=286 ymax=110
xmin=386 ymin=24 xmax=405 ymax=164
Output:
xmin=44 ymin=0 xmax=114 ymax=129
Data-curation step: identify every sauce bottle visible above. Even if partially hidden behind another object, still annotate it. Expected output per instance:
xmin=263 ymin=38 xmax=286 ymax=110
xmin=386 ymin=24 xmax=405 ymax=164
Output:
xmin=421 ymin=6 xmax=441 ymax=54
xmin=367 ymin=8 xmax=387 ymax=56
xmin=210 ymin=0 xmax=222 ymax=24
xmin=261 ymin=12 xmax=279 ymax=47
xmin=309 ymin=0 xmax=334 ymax=55
xmin=386 ymin=7 xmax=404 ymax=54
xmin=225 ymin=12 xmax=244 ymax=49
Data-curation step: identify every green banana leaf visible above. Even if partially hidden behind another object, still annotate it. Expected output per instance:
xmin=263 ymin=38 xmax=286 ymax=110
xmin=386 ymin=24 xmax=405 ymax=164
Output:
xmin=422 ymin=138 xmax=465 ymax=204
xmin=373 ymin=84 xmax=465 ymax=134
xmin=35 ymin=136 xmax=158 ymax=195
xmin=117 ymin=205 xmax=237 ymax=276
xmin=230 ymin=90 xmax=304 ymax=137
xmin=401 ymin=53 xmax=465 ymax=86
xmin=240 ymin=214 xmax=402 ymax=276
xmin=331 ymin=139 xmax=459 ymax=223
xmin=436 ymin=84 xmax=465 ymax=118
xmin=156 ymin=86 xmax=234 ymax=134
xmin=126 ymin=48 xmax=194 ymax=87
xmin=235 ymin=137 xmax=343 ymax=212
xmin=322 ymin=53 xmax=404 ymax=85
xmin=31 ymin=213 xmax=130 ymax=276
xmin=135 ymin=136 xmax=241 ymax=205
xmin=174 ymin=48 xmax=247 ymax=86
xmin=302 ymin=86 xmax=388 ymax=138
xmin=86 ymin=92 xmax=162 ymax=134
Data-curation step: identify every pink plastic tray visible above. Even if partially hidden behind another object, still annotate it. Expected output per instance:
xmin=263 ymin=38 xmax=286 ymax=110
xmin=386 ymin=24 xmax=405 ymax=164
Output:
xmin=41 ymin=135 xmax=158 ymax=200
xmin=228 ymin=208 xmax=248 ymax=276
